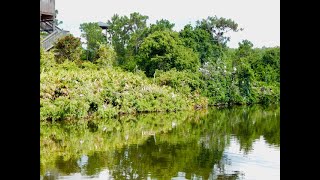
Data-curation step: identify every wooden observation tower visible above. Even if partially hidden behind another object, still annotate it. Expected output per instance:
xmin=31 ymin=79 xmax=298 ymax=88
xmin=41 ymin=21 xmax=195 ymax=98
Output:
xmin=40 ymin=0 xmax=69 ymax=51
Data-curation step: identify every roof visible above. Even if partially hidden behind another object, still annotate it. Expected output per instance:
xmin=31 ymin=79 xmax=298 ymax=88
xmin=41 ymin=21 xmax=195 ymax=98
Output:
xmin=97 ymin=22 xmax=109 ymax=29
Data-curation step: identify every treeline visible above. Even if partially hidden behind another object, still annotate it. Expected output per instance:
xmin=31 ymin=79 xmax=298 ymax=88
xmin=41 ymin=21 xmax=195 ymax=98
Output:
xmin=42 ymin=12 xmax=279 ymax=108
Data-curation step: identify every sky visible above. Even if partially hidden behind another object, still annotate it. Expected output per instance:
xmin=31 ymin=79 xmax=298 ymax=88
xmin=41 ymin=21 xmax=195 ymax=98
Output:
xmin=55 ymin=0 xmax=280 ymax=48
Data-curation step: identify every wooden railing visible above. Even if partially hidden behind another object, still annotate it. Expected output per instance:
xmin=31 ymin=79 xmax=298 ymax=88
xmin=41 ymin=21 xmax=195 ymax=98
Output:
xmin=40 ymin=21 xmax=61 ymax=33
xmin=41 ymin=29 xmax=69 ymax=51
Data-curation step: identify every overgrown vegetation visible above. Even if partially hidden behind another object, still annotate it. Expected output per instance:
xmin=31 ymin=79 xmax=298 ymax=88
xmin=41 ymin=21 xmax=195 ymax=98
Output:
xmin=40 ymin=12 xmax=279 ymax=121
xmin=40 ymin=52 xmax=206 ymax=121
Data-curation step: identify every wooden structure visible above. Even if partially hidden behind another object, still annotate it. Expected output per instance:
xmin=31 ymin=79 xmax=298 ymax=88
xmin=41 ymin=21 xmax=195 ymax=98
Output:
xmin=40 ymin=0 xmax=55 ymax=32
xmin=40 ymin=0 xmax=55 ymax=21
xmin=98 ymin=22 xmax=109 ymax=30
xmin=40 ymin=0 xmax=69 ymax=51
xmin=98 ymin=22 xmax=110 ymax=43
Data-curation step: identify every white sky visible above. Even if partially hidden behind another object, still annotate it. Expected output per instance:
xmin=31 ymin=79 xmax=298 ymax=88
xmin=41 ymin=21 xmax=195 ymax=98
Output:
xmin=220 ymin=136 xmax=280 ymax=180
xmin=56 ymin=0 xmax=280 ymax=48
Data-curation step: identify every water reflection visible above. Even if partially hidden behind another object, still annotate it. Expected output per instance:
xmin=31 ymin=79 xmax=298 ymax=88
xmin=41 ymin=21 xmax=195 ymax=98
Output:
xmin=40 ymin=104 xmax=279 ymax=179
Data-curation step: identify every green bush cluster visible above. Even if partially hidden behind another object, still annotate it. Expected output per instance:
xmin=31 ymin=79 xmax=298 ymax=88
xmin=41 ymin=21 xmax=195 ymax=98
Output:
xmin=53 ymin=34 xmax=82 ymax=63
xmin=40 ymin=61 xmax=207 ymax=121
xmin=199 ymin=46 xmax=280 ymax=106
xmin=136 ymin=30 xmax=200 ymax=77
xmin=95 ymin=43 xmax=117 ymax=67
xmin=40 ymin=47 xmax=56 ymax=73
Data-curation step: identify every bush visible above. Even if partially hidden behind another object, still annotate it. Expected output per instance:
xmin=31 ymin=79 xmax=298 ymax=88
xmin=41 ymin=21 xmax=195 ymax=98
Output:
xmin=154 ymin=69 xmax=204 ymax=94
xmin=54 ymin=34 xmax=82 ymax=63
xmin=80 ymin=61 xmax=98 ymax=70
xmin=40 ymin=63 xmax=206 ymax=121
xmin=95 ymin=43 xmax=117 ymax=67
xmin=40 ymin=47 xmax=56 ymax=73
xmin=253 ymin=82 xmax=280 ymax=105
xmin=137 ymin=30 xmax=200 ymax=77
xmin=236 ymin=62 xmax=256 ymax=103
xmin=57 ymin=61 xmax=80 ymax=71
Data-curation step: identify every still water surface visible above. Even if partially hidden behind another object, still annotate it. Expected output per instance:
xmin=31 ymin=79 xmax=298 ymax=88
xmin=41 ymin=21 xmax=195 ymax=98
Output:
xmin=40 ymin=105 xmax=279 ymax=180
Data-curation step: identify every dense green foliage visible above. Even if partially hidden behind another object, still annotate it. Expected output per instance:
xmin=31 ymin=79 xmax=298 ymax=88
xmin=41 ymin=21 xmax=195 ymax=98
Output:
xmin=95 ymin=43 xmax=117 ymax=67
xmin=106 ymin=12 xmax=149 ymax=69
xmin=196 ymin=16 xmax=242 ymax=46
xmin=53 ymin=34 xmax=82 ymax=63
xmin=40 ymin=12 xmax=280 ymax=180
xmin=80 ymin=22 xmax=107 ymax=61
xmin=41 ymin=12 xmax=279 ymax=121
xmin=40 ymin=57 xmax=207 ymax=121
xmin=137 ymin=30 xmax=200 ymax=77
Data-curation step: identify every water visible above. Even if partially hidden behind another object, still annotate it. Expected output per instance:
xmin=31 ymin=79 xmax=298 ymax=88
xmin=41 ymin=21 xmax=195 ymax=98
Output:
xmin=40 ymin=104 xmax=280 ymax=180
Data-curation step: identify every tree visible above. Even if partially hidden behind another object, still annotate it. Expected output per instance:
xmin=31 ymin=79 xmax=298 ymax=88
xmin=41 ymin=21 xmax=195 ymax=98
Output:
xmin=233 ymin=40 xmax=255 ymax=67
xmin=180 ymin=24 xmax=217 ymax=64
xmin=137 ymin=30 xmax=200 ymax=77
xmin=196 ymin=16 xmax=242 ymax=46
xmin=95 ymin=43 xmax=117 ymax=67
xmin=262 ymin=47 xmax=280 ymax=70
xmin=126 ymin=12 xmax=150 ymax=56
xmin=149 ymin=19 xmax=175 ymax=33
xmin=236 ymin=40 xmax=254 ymax=58
xmin=254 ymin=47 xmax=280 ymax=83
xmin=80 ymin=22 xmax=107 ymax=61
xmin=179 ymin=16 xmax=241 ymax=65
xmin=236 ymin=63 xmax=255 ymax=102
xmin=107 ymin=12 xmax=149 ymax=66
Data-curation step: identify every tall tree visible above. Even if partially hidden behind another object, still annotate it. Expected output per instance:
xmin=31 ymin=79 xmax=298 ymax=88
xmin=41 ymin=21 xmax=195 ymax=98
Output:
xmin=149 ymin=19 xmax=175 ymax=33
xmin=196 ymin=16 xmax=242 ymax=46
xmin=107 ymin=12 xmax=149 ymax=66
xmin=180 ymin=24 xmax=217 ymax=64
xmin=80 ymin=22 xmax=107 ymax=61
xmin=233 ymin=40 xmax=255 ymax=67
xmin=236 ymin=40 xmax=254 ymax=58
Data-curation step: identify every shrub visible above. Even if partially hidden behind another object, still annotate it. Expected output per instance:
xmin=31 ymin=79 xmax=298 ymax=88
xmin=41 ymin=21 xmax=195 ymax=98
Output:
xmin=40 ymin=47 xmax=56 ymax=73
xmin=40 ymin=64 xmax=206 ymax=121
xmin=154 ymin=69 xmax=204 ymax=94
xmin=54 ymin=34 xmax=82 ymax=63
xmin=137 ymin=30 xmax=200 ymax=77
xmin=95 ymin=43 xmax=117 ymax=67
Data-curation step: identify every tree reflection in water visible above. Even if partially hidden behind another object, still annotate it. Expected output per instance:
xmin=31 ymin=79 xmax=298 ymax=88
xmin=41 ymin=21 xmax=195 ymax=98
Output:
xmin=40 ymin=104 xmax=279 ymax=179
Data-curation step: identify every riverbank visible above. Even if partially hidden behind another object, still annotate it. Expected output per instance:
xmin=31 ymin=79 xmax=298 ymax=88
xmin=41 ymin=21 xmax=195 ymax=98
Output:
xmin=40 ymin=61 xmax=279 ymax=122
xmin=41 ymin=42 xmax=279 ymax=122
xmin=40 ymin=59 xmax=207 ymax=122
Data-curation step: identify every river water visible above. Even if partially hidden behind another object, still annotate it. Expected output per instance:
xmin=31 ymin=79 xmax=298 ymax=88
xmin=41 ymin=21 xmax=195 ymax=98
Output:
xmin=40 ymin=104 xmax=280 ymax=180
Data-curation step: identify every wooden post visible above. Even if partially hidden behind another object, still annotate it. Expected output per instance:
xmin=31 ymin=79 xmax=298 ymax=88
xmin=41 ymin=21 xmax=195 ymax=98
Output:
xmin=53 ymin=0 xmax=55 ymax=32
